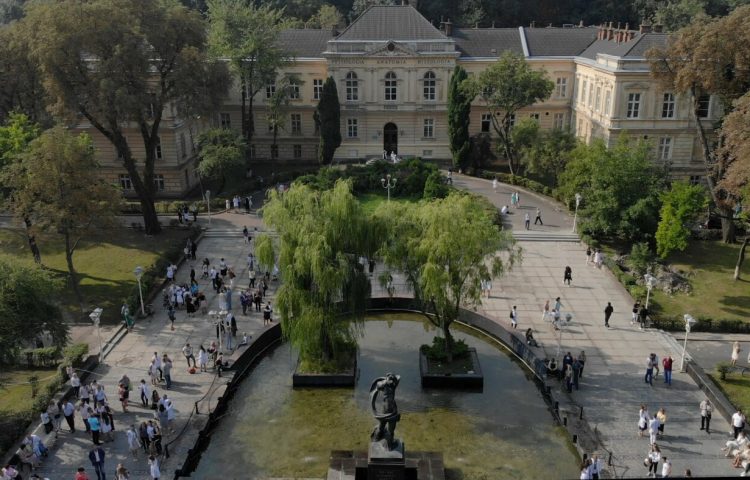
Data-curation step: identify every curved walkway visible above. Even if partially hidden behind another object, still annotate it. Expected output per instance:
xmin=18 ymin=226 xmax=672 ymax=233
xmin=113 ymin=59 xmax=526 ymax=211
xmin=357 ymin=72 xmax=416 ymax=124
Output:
xmin=454 ymin=173 xmax=733 ymax=478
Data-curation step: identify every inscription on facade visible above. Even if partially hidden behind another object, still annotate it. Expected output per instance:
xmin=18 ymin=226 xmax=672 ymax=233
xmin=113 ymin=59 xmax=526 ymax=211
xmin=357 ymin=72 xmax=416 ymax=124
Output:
xmin=376 ymin=59 xmax=407 ymax=65
xmin=417 ymin=59 xmax=452 ymax=65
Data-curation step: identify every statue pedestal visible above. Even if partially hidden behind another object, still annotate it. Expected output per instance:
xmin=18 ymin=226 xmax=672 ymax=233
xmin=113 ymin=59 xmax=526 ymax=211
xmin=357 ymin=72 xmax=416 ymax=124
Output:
xmin=368 ymin=439 xmax=405 ymax=480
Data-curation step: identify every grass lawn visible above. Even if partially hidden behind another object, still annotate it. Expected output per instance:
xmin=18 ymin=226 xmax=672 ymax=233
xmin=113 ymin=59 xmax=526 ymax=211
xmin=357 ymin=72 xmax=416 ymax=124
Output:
xmin=357 ymin=192 xmax=420 ymax=215
xmin=649 ymin=241 xmax=750 ymax=322
xmin=708 ymin=372 xmax=750 ymax=414
xmin=0 ymin=368 xmax=59 ymax=414
xmin=0 ymin=228 xmax=191 ymax=324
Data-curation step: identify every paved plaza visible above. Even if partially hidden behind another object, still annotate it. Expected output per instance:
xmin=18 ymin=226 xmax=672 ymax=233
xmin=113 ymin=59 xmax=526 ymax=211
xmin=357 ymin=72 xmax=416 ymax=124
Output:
xmin=10 ymin=174 xmax=743 ymax=479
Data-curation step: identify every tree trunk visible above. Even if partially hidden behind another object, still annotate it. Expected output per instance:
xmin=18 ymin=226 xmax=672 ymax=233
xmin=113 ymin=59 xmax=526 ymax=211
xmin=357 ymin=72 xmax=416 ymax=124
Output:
xmin=442 ymin=321 xmax=453 ymax=364
xmin=240 ymin=74 xmax=248 ymax=159
xmin=735 ymin=237 xmax=749 ymax=280
xmin=64 ymin=231 xmax=85 ymax=316
xmin=246 ymin=94 xmax=255 ymax=157
xmin=722 ymin=210 xmax=737 ymax=244
xmin=23 ymin=217 xmax=41 ymax=264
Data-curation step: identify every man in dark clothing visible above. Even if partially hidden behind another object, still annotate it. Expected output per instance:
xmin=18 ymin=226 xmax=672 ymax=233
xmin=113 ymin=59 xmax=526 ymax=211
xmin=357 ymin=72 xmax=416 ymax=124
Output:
xmin=190 ymin=242 xmax=197 ymax=260
xmin=604 ymin=302 xmax=614 ymax=328
xmin=88 ymin=446 xmax=106 ymax=480
xmin=572 ymin=359 xmax=581 ymax=390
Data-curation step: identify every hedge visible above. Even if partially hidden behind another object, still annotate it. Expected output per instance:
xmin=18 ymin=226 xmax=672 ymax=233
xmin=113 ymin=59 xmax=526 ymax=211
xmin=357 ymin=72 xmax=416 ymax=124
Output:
xmin=20 ymin=347 xmax=61 ymax=368
xmin=472 ymin=170 xmax=554 ymax=197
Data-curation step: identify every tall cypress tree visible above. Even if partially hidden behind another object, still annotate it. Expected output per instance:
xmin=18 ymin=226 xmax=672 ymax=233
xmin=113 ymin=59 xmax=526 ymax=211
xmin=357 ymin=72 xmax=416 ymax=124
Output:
xmin=448 ymin=65 xmax=471 ymax=169
xmin=316 ymin=77 xmax=342 ymax=164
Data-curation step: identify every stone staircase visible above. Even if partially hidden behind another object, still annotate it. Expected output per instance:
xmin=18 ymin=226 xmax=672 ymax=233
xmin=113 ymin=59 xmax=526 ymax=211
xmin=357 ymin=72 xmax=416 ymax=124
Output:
xmin=511 ymin=230 xmax=581 ymax=243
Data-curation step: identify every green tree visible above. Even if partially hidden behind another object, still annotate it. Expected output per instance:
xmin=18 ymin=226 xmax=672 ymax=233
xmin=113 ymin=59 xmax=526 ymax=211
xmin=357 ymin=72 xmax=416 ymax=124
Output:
xmin=557 ymin=136 xmax=667 ymax=242
xmin=0 ymin=113 xmax=42 ymax=263
xmin=0 ymin=23 xmax=48 ymax=125
xmin=656 ymin=182 xmax=708 ymax=258
xmin=306 ymin=4 xmax=345 ymax=28
xmin=519 ymin=127 xmax=577 ymax=186
xmin=196 ymin=128 xmax=247 ymax=181
xmin=6 ymin=127 xmax=122 ymax=315
xmin=352 ymin=0 xmax=396 ymax=18
xmin=375 ymin=193 xmax=521 ymax=362
xmin=0 ymin=257 xmax=67 ymax=364
xmin=208 ymin=0 xmax=290 ymax=156
xmin=647 ymin=6 xmax=750 ymax=243
xmin=315 ymin=77 xmax=342 ymax=164
xmin=462 ymin=52 xmax=554 ymax=175
xmin=267 ymin=76 xmax=298 ymax=158
xmin=255 ymin=180 xmax=381 ymax=366
xmin=24 ymin=0 xmax=229 ymax=235
xmin=448 ymin=66 xmax=472 ymax=170
xmin=510 ymin=117 xmax=541 ymax=162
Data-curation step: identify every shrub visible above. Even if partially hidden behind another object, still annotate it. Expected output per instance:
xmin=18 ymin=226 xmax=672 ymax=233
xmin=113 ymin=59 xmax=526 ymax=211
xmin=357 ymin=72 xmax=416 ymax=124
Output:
xmin=420 ymin=336 xmax=470 ymax=362
xmin=628 ymin=242 xmax=653 ymax=276
xmin=62 ymin=343 xmax=89 ymax=368
xmin=20 ymin=347 xmax=61 ymax=368
xmin=717 ymin=361 xmax=733 ymax=380
xmin=423 ymin=171 xmax=449 ymax=199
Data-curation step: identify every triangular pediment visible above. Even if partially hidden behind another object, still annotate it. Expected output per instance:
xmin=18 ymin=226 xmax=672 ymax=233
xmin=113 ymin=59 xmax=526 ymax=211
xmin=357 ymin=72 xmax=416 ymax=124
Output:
xmin=366 ymin=41 xmax=417 ymax=57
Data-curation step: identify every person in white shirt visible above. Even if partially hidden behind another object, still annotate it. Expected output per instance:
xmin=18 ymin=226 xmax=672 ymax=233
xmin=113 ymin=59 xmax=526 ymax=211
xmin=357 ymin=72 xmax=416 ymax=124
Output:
xmin=700 ymin=398 xmax=712 ymax=433
xmin=661 ymin=456 xmax=672 ymax=477
xmin=492 ymin=178 xmax=498 ymax=191
xmin=733 ymin=408 xmax=746 ymax=439
xmin=500 ymin=205 xmax=509 ymax=215
xmin=647 ymin=444 xmax=661 ymax=477
xmin=139 ymin=379 xmax=151 ymax=408
xmin=149 ymin=455 xmax=161 ymax=479
xmin=589 ymin=454 xmax=602 ymax=480
xmin=648 ymin=415 xmax=660 ymax=445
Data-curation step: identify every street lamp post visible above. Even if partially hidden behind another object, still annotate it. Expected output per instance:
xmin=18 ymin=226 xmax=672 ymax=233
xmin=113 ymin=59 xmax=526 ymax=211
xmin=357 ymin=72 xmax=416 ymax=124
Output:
xmin=572 ymin=193 xmax=582 ymax=233
xmin=134 ymin=265 xmax=146 ymax=317
xmin=381 ymin=174 xmax=397 ymax=202
xmin=205 ymin=189 xmax=211 ymax=225
xmin=644 ymin=273 xmax=657 ymax=309
xmin=89 ymin=307 xmax=103 ymax=362
xmin=680 ymin=314 xmax=697 ymax=372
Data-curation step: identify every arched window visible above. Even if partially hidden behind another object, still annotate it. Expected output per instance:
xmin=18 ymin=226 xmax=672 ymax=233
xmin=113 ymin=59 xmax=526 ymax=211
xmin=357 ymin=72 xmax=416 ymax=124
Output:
xmin=423 ymin=71 xmax=436 ymax=100
xmin=385 ymin=71 xmax=397 ymax=101
xmin=345 ymin=72 xmax=359 ymax=101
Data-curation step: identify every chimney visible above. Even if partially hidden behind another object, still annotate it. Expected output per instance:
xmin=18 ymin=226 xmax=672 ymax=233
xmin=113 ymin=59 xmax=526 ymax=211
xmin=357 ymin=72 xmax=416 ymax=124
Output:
xmin=627 ymin=31 xmax=635 ymax=41
xmin=608 ymin=21 xmax=613 ymax=28
xmin=639 ymin=23 xmax=652 ymax=34
xmin=653 ymin=24 xmax=663 ymax=33
xmin=607 ymin=27 xmax=615 ymax=40
xmin=444 ymin=18 xmax=453 ymax=36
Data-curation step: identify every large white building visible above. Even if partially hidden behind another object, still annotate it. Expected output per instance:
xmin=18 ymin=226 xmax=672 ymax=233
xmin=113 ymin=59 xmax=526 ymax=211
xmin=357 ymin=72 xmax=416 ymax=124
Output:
xmin=87 ymin=5 xmax=715 ymax=196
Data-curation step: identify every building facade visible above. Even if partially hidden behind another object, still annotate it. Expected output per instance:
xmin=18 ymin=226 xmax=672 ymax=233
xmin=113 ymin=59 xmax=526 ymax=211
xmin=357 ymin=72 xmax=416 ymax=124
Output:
xmin=84 ymin=5 xmax=715 ymax=196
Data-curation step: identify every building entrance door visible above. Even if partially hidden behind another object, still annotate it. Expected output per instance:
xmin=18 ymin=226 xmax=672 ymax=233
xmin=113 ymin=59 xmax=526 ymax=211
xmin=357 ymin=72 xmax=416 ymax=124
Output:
xmin=383 ymin=123 xmax=398 ymax=156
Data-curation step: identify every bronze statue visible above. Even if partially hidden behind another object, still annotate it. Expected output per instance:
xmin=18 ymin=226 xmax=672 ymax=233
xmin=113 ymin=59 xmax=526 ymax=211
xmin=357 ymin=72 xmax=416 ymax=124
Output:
xmin=370 ymin=373 xmax=401 ymax=450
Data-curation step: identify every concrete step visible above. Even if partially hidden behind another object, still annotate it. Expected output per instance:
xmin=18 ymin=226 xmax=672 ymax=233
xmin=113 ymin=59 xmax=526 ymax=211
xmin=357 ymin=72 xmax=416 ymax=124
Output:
xmin=511 ymin=231 xmax=580 ymax=243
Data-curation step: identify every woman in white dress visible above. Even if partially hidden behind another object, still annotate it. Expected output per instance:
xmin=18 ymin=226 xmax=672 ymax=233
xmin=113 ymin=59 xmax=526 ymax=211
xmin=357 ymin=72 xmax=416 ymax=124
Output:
xmin=732 ymin=341 xmax=741 ymax=366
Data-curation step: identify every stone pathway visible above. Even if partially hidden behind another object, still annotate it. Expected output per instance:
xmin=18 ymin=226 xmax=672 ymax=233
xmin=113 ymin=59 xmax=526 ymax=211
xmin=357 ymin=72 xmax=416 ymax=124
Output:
xmin=30 ymin=211 xmax=275 ymax=480
xmin=452 ymin=173 xmax=735 ymax=478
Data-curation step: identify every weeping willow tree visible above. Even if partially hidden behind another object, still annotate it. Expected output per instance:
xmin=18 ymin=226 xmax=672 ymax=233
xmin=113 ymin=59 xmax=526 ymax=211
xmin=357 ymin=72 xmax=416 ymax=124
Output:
xmin=256 ymin=180 xmax=382 ymax=369
xmin=374 ymin=193 xmax=521 ymax=362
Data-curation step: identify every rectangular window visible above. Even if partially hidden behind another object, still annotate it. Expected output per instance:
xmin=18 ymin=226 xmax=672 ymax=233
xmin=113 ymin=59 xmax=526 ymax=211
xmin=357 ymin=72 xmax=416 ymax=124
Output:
xmin=347 ymin=118 xmax=358 ymax=138
xmin=118 ymin=174 xmax=132 ymax=190
xmin=155 ymin=136 xmax=162 ymax=160
xmin=529 ymin=113 xmax=540 ymax=123
xmin=313 ymin=79 xmax=323 ymax=100
xmin=556 ymin=77 xmax=568 ymax=98
xmin=291 ymin=114 xmax=301 ymax=135
xmin=481 ymin=113 xmax=491 ymax=133
xmin=153 ymin=174 xmax=165 ymax=191
xmin=662 ymin=93 xmax=675 ymax=118
xmin=220 ymin=113 xmax=231 ymax=129
xmin=689 ymin=175 xmax=701 ymax=185
xmin=604 ymin=91 xmax=612 ymax=116
xmin=180 ymin=133 xmax=186 ymax=158
xmin=422 ymin=150 xmax=433 ymax=157
xmin=582 ymin=80 xmax=587 ymax=105
xmin=657 ymin=137 xmax=672 ymax=161
xmin=266 ymin=83 xmax=276 ymax=99
xmin=385 ymin=76 xmax=397 ymax=101
xmin=423 ymin=118 xmax=434 ymax=138
xmin=293 ymin=144 xmax=302 ymax=159
xmin=595 ymin=86 xmax=601 ymax=112
xmin=270 ymin=144 xmax=278 ymax=159
xmin=626 ymin=93 xmax=641 ymax=118
xmin=697 ymin=94 xmax=711 ymax=118
xmin=553 ymin=113 xmax=565 ymax=129
xmin=587 ymin=82 xmax=594 ymax=107
xmin=509 ymin=114 xmax=516 ymax=128
xmin=288 ymin=80 xmax=300 ymax=100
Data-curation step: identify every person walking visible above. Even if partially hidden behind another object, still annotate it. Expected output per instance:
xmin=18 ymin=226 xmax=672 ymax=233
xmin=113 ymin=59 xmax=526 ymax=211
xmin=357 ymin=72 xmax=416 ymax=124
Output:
xmin=648 ymin=414 xmax=660 ymax=445
xmin=577 ymin=351 xmax=587 ymax=378
xmin=554 ymin=297 xmax=563 ymax=314
xmin=604 ymin=302 xmax=613 ymax=328
xmin=198 ymin=345 xmax=208 ymax=372
xmin=646 ymin=444 xmax=661 ymax=478
xmin=644 ymin=354 xmax=655 ymax=386
xmin=657 ymin=408 xmax=667 ymax=437
xmin=63 ymin=399 xmax=76 ymax=433
xmin=149 ymin=455 xmax=161 ymax=480
xmin=534 ymin=208 xmax=543 ymax=225
xmin=510 ymin=306 xmax=518 ymax=329
xmin=89 ymin=414 xmax=102 ymax=445
xmin=524 ymin=212 xmax=530 ymax=230
xmin=115 ymin=463 xmax=129 ymax=480
xmin=242 ymin=226 xmax=249 ymax=244
xmin=76 ymin=467 xmax=91 ymax=480
xmin=182 ymin=343 xmax=196 ymax=368
xmin=662 ymin=354 xmax=673 ymax=386
xmin=700 ymin=398 xmax=712 ymax=433
xmin=631 ymin=301 xmax=641 ymax=326
xmin=571 ymin=358 xmax=581 ymax=390
xmin=661 ymin=456 xmax=672 ymax=478
xmin=732 ymin=341 xmax=742 ymax=367
xmin=127 ymin=424 xmax=140 ymax=458
xmin=89 ymin=446 xmax=107 ymax=480
xmin=542 ymin=299 xmax=550 ymax=321
xmin=732 ymin=408 xmax=746 ymax=439
xmin=585 ymin=246 xmax=592 ymax=266
xmin=138 ymin=379 xmax=150 ymax=408
xmin=162 ymin=355 xmax=173 ymax=390
xmin=564 ymin=266 xmax=573 ymax=286
xmin=638 ymin=405 xmax=649 ymax=437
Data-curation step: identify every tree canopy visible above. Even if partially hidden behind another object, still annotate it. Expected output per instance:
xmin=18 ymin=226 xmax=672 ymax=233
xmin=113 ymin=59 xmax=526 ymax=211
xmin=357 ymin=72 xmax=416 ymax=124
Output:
xmin=256 ymin=180 xmax=382 ymax=365
xmin=0 ymin=256 xmax=67 ymax=363
xmin=374 ymin=193 xmax=520 ymax=362
xmin=557 ymin=136 xmax=667 ymax=242
xmin=656 ymin=182 xmax=708 ymax=258
xmin=462 ymin=52 xmax=554 ymax=175
xmin=24 ymin=0 xmax=229 ymax=235
xmin=196 ymin=128 xmax=247 ymax=179
xmin=448 ymin=65 xmax=472 ymax=170
xmin=316 ymin=77 xmax=342 ymax=164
